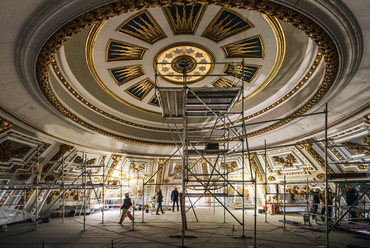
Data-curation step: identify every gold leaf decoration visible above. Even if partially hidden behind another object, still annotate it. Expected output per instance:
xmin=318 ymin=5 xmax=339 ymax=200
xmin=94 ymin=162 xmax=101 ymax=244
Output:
xmin=0 ymin=117 xmax=12 ymax=132
xmin=162 ymin=3 xmax=206 ymax=35
xmin=109 ymin=65 xmax=144 ymax=86
xmin=116 ymin=10 xmax=166 ymax=44
xmin=273 ymin=154 xmax=296 ymax=168
xmin=316 ymin=173 xmax=325 ymax=180
xmin=125 ymin=78 xmax=155 ymax=101
xmin=212 ymin=77 xmax=236 ymax=88
xmin=106 ymin=39 xmax=147 ymax=61
xmin=130 ymin=163 xmax=146 ymax=173
xmin=268 ymin=176 xmax=276 ymax=181
xmin=221 ymin=161 xmax=237 ymax=172
xmin=202 ymin=8 xmax=254 ymax=42
xmin=221 ymin=35 xmax=264 ymax=58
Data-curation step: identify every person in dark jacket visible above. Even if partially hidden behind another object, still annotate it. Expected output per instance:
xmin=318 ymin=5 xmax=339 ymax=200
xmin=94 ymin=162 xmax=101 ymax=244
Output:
xmin=119 ymin=193 xmax=134 ymax=224
xmin=346 ymin=187 xmax=359 ymax=221
xmin=171 ymin=187 xmax=179 ymax=212
xmin=311 ymin=188 xmax=320 ymax=220
xmin=320 ymin=189 xmax=334 ymax=222
xmin=156 ymin=189 xmax=165 ymax=215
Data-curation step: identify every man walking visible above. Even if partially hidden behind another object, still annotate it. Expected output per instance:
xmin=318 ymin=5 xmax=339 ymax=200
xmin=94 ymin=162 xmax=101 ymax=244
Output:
xmin=171 ymin=187 xmax=179 ymax=212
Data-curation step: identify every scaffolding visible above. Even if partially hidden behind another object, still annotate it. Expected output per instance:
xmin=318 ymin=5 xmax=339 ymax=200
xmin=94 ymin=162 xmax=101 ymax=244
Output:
xmin=149 ymin=59 xmax=257 ymax=247
xmin=139 ymin=57 xmax=362 ymax=248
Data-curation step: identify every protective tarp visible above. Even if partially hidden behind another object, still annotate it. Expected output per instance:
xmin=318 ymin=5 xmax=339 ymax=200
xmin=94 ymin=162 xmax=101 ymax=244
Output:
xmin=0 ymin=207 xmax=35 ymax=225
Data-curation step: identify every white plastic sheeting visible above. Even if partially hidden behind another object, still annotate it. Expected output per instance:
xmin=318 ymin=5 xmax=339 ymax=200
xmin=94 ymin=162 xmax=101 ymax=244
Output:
xmin=0 ymin=207 xmax=35 ymax=225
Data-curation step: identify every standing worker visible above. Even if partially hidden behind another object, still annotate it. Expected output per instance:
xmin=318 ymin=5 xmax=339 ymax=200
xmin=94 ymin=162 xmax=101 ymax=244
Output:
xmin=118 ymin=193 xmax=134 ymax=224
xmin=156 ymin=189 xmax=165 ymax=215
xmin=171 ymin=187 xmax=179 ymax=212
xmin=311 ymin=188 xmax=320 ymax=220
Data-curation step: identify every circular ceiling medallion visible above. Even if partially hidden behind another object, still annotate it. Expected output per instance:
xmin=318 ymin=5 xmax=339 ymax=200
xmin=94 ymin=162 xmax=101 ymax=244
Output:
xmin=154 ymin=43 xmax=215 ymax=85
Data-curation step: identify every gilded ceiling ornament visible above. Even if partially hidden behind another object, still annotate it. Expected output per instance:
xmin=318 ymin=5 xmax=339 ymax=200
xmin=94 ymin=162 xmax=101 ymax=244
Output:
xmin=175 ymin=164 xmax=182 ymax=173
xmin=221 ymin=161 xmax=237 ymax=172
xmin=162 ymin=3 xmax=206 ymax=35
xmin=125 ymin=78 xmax=155 ymax=101
xmin=130 ymin=163 xmax=146 ymax=173
xmin=116 ymin=10 xmax=167 ymax=44
xmin=202 ymin=8 xmax=254 ymax=42
xmin=59 ymin=144 xmax=73 ymax=155
xmin=106 ymin=39 xmax=148 ymax=62
xmin=155 ymin=159 xmax=166 ymax=191
xmin=74 ymin=156 xmax=83 ymax=164
xmin=87 ymin=158 xmax=96 ymax=165
xmin=342 ymin=139 xmax=370 ymax=156
xmin=246 ymin=153 xmax=263 ymax=181
xmin=268 ymin=176 xmax=276 ymax=182
xmin=339 ymin=137 xmax=370 ymax=170
xmin=264 ymin=151 xmax=312 ymax=176
xmin=224 ymin=64 xmax=261 ymax=83
xmin=273 ymin=154 xmax=296 ymax=168
xmin=154 ymin=42 xmax=215 ymax=85
xmin=298 ymin=139 xmax=334 ymax=174
xmin=363 ymin=113 xmax=370 ymax=122
xmin=221 ymin=35 xmax=264 ymax=59
xmin=147 ymin=93 xmax=160 ymax=107
xmin=201 ymin=159 xmax=210 ymax=182
xmin=316 ymin=173 xmax=325 ymax=180
xmin=0 ymin=117 xmax=12 ymax=132
xmin=104 ymin=155 xmax=122 ymax=185
xmin=263 ymin=154 xmax=282 ymax=176
xmin=212 ymin=77 xmax=236 ymax=88
xmin=0 ymin=140 xmax=32 ymax=161
xmin=109 ymin=65 xmax=144 ymax=86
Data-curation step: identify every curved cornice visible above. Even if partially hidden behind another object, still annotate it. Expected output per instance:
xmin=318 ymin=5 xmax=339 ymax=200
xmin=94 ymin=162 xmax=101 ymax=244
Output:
xmin=273 ymin=0 xmax=363 ymax=100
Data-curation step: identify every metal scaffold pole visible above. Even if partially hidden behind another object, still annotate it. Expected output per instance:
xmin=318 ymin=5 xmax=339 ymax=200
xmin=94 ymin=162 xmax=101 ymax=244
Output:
xmin=223 ymin=117 xmax=226 ymax=223
xmin=241 ymin=59 xmax=246 ymax=239
xmin=181 ymin=87 xmax=188 ymax=248
xmin=120 ymin=164 xmax=123 ymax=208
xmin=35 ymin=146 xmax=40 ymax=231
xmin=142 ymin=178 xmax=145 ymax=223
xmin=325 ymin=103 xmax=329 ymax=248
xmin=62 ymin=155 xmax=65 ymax=223
xmin=102 ymin=159 xmax=105 ymax=224
xmin=334 ymin=183 xmax=338 ymax=222
xmin=35 ymin=168 xmax=39 ymax=230
xmin=254 ymin=170 xmax=257 ymax=247
xmin=83 ymin=152 xmax=86 ymax=231
xmin=264 ymin=140 xmax=267 ymax=223
xmin=283 ymin=174 xmax=286 ymax=231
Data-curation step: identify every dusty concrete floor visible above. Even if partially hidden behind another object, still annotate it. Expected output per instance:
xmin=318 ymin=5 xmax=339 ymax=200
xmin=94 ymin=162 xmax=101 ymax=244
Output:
xmin=0 ymin=207 xmax=369 ymax=248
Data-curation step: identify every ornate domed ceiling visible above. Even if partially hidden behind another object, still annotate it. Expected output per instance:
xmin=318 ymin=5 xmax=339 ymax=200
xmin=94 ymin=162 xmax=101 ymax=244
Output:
xmin=46 ymin=3 xmax=324 ymax=147
xmin=1 ymin=0 xmax=366 ymax=155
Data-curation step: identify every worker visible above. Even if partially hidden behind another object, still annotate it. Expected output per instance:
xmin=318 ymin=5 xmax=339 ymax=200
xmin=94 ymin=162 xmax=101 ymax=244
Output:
xmin=118 ymin=193 xmax=134 ymax=224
